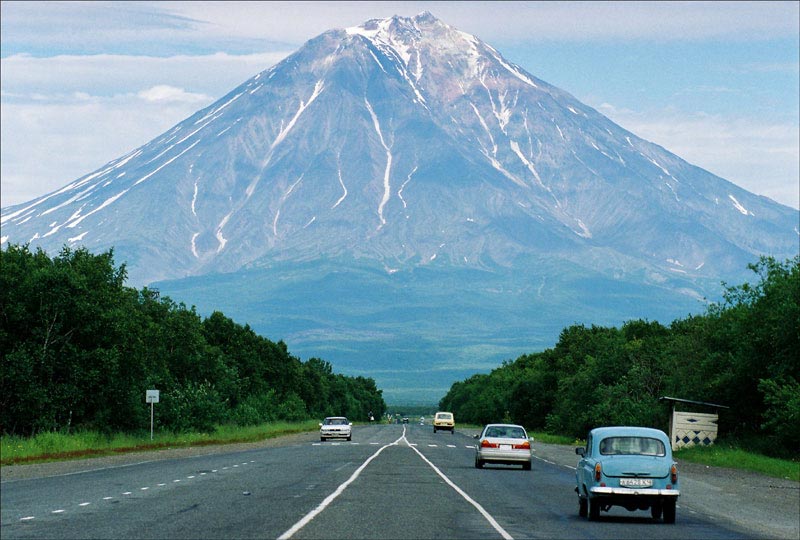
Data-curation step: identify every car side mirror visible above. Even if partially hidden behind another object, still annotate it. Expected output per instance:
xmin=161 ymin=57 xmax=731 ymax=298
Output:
xmin=575 ymin=447 xmax=585 ymax=456
xmin=473 ymin=434 xmax=479 ymax=439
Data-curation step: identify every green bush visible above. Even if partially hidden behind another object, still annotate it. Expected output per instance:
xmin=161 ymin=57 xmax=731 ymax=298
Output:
xmin=277 ymin=392 xmax=307 ymax=421
xmin=160 ymin=382 xmax=227 ymax=433
xmin=759 ymin=377 xmax=800 ymax=453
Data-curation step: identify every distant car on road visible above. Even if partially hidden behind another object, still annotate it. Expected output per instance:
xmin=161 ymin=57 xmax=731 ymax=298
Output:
xmin=575 ymin=426 xmax=679 ymax=523
xmin=433 ymin=411 xmax=454 ymax=433
xmin=319 ymin=416 xmax=352 ymax=441
xmin=402 ymin=417 xmax=409 ymax=424
xmin=474 ymin=423 xmax=532 ymax=470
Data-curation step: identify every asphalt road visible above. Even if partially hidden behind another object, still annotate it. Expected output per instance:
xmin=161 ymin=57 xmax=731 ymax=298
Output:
xmin=0 ymin=424 xmax=765 ymax=539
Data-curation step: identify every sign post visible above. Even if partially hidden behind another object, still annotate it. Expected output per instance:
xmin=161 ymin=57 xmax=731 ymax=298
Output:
xmin=146 ymin=390 xmax=160 ymax=440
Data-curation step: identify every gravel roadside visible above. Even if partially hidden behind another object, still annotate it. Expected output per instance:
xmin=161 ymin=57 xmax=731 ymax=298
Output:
xmin=2 ymin=430 xmax=798 ymax=539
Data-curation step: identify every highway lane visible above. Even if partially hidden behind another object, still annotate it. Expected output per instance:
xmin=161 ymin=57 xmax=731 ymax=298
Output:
xmin=1 ymin=424 xmax=753 ymax=539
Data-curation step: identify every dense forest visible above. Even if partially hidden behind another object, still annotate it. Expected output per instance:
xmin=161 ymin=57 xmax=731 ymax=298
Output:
xmin=0 ymin=244 xmax=386 ymax=436
xmin=439 ymin=256 xmax=799 ymax=457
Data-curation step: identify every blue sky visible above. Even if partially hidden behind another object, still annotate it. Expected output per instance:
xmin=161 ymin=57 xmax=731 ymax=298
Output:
xmin=2 ymin=1 xmax=798 ymax=209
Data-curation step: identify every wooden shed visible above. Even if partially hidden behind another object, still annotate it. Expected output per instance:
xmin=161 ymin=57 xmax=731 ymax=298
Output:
xmin=659 ymin=396 xmax=729 ymax=451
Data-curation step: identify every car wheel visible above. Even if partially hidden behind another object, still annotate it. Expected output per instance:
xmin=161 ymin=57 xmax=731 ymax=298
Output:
xmin=475 ymin=458 xmax=484 ymax=469
xmin=663 ymin=499 xmax=676 ymax=524
xmin=433 ymin=427 xmax=437 ymax=433
xmin=651 ymin=502 xmax=663 ymax=520
xmin=522 ymin=462 xmax=531 ymax=471
xmin=588 ymin=497 xmax=600 ymax=521
xmin=578 ymin=497 xmax=588 ymax=518
xmin=320 ymin=437 xmax=326 ymax=442
xmin=347 ymin=436 xmax=351 ymax=441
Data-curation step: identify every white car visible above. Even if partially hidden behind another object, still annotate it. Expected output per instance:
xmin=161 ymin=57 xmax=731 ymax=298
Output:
xmin=475 ymin=423 xmax=533 ymax=470
xmin=319 ymin=416 xmax=352 ymax=441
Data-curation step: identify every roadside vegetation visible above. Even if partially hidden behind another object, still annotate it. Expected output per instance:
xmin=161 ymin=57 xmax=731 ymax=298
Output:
xmin=1 ymin=421 xmax=319 ymax=466
xmin=440 ymin=256 xmax=799 ymax=462
xmin=675 ymin=442 xmax=799 ymax=482
xmin=0 ymin=244 xmax=385 ymax=439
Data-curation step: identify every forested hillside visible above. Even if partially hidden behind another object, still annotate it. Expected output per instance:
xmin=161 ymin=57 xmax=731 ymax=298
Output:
xmin=440 ymin=256 xmax=799 ymax=457
xmin=0 ymin=244 xmax=385 ymax=435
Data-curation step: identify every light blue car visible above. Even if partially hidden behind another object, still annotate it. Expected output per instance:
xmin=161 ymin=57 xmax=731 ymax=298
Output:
xmin=575 ymin=426 xmax=680 ymax=523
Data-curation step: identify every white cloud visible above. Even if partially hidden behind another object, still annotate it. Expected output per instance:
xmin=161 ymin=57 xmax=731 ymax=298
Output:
xmin=1 ymin=52 xmax=290 ymax=99
xmin=137 ymin=85 xmax=211 ymax=103
xmin=0 ymin=92 xmax=216 ymax=207
xmin=596 ymin=103 xmax=800 ymax=209
xmin=0 ymin=51 xmax=291 ymax=208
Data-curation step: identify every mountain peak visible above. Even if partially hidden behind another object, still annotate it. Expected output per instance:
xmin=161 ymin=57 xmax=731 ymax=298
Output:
xmin=345 ymin=11 xmax=446 ymax=36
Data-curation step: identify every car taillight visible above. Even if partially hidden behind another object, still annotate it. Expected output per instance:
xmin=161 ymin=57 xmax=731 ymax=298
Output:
xmin=513 ymin=441 xmax=531 ymax=450
xmin=480 ymin=440 xmax=498 ymax=448
xmin=594 ymin=462 xmax=602 ymax=481
xmin=671 ymin=464 xmax=678 ymax=484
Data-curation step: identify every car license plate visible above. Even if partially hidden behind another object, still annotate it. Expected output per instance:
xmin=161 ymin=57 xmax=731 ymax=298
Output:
xmin=620 ymin=478 xmax=653 ymax=488
xmin=500 ymin=444 xmax=511 ymax=450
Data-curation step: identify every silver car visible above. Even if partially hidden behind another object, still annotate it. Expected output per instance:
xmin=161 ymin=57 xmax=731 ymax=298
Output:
xmin=474 ymin=423 xmax=533 ymax=470
xmin=319 ymin=416 xmax=352 ymax=441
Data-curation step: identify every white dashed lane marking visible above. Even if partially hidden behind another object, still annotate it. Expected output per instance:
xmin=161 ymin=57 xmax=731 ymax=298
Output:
xmin=16 ymin=457 xmax=256 ymax=522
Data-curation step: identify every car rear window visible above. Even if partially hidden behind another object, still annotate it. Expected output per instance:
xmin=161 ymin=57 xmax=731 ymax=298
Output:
xmin=485 ymin=426 xmax=526 ymax=438
xmin=436 ymin=413 xmax=452 ymax=420
xmin=599 ymin=436 xmax=665 ymax=456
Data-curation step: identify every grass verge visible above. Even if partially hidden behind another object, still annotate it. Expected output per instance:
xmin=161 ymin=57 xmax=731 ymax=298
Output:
xmin=530 ymin=431 xmax=581 ymax=446
xmin=0 ymin=421 xmax=319 ymax=466
xmin=675 ymin=444 xmax=799 ymax=482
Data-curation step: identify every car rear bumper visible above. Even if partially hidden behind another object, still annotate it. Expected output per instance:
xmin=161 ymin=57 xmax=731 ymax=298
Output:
xmin=589 ymin=487 xmax=680 ymax=497
xmin=320 ymin=431 xmax=351 ymax=438
xmin=477 ymin=449 xmax=532 ymax=463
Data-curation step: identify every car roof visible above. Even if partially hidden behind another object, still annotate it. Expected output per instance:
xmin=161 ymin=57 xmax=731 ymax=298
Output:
xmin=484 ymin=423 xmax=525 ymax=429
xmin=589 ymin=426 xmax=668 ymax=440
xmin=324 ymin=416 xmax=348 ymax=420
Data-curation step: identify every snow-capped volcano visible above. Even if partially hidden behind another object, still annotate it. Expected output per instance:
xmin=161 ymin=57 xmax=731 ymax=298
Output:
xmin=2 ymin=13 xmax=797 ymax=401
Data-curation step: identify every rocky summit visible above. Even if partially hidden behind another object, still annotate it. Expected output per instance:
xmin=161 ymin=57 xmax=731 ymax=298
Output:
xmin=2 ymin=13 xmax=797 ymax=401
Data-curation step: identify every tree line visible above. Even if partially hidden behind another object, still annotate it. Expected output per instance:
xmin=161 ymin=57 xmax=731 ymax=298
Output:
xmin=0 ymin=244 xmax=386 ymax=436
xmin=439 ymin=256 xmax=799 ymax=457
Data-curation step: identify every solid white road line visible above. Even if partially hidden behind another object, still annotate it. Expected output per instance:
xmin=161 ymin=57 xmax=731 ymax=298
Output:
xmin=281 ymin=426 xmax=513 ymax=540
xmin=407 ymin=442 xmax=514 ymax=540
xmin=277 ymin=430 xmax=406 ymax=540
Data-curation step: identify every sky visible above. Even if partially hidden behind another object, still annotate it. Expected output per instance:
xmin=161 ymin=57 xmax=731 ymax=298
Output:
xmin=1 ymin=1 xmax=798 ymax=209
